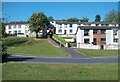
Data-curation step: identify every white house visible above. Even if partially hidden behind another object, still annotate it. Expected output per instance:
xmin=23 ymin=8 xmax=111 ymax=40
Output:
xmin=5 ymin=21 xmax=50 ymax=37
xmin=76 ymin=22 xmax=119 ymax=50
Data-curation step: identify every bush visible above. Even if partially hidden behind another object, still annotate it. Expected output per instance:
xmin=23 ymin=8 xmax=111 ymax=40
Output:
xmin=2 ymin=37 xmax=28 ymax=47
xmin=53 ymin=34 xmax=68 ymax=44
xmin=1 ymin=43 xmax=8 ymax=63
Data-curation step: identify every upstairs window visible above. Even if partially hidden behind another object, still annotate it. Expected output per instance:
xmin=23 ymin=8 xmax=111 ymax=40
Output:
xmin=64 ymin=24 xmax=67 ymax=28
xmin=100 ymin=29 xmax=106 ymax=34
xmin=113 ymin=29 xmax=118 ymax=35
xmin=8 ymin=25 xmax=11 ymax=29
xmin=14 ymin=25 xmax=17 ymax=28
xmin=84 ymin=29 xmax=89 ymax=36
xmin=93 ymin=29 xmax=98 ymax=34
xmin=70 ymin=24 xmax=72 ymax=27
xmin=18 ymin=25 xmax=21 ymax=28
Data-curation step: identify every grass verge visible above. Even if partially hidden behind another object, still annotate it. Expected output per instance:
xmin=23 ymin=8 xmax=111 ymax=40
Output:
xmin=76 ymin=49 xmax=118 ymax=57
xmin=2 ymin=63 xmax=118 ymax=80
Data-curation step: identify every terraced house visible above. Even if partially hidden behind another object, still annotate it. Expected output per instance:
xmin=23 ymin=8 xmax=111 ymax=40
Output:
xmin=5 ymin=21 xmax=119 ymax=50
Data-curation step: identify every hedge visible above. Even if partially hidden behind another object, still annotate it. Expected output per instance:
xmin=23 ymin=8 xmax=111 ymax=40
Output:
xmin=53 ymin=34 xmax=68 ymax=44
xmin=2 ymin=37 xmax=28 ymax=47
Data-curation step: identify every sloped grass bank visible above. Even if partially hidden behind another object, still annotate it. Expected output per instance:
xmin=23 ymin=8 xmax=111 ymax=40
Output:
xmin=7 ymin=37 xmax=68 ymax=56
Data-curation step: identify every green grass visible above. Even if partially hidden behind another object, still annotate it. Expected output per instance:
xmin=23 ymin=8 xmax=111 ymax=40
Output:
xmin=7 ymin=38 xmax=68 ymax=57
xmin=76 ymin=49 xmax=118 ymax=57
xmin=61 ymin=37 xmax=73 ymax=39
xmin=2 ymin=63 xmax=118 ymax=80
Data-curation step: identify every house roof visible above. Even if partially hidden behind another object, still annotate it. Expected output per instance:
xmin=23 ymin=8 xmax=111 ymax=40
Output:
xmin=56 ymin=21 xmax=119 ymax=25
xmin=6 ymin=21 xmax=29 ymax=25
xmin=75 ymin=26 xmax=119 ymax=35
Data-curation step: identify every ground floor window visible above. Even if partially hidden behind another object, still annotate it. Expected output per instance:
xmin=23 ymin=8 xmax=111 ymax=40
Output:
xmin=69 ymin=29 xmax=73 ymax=33
xmin=113 ymin=38 xmax=118 ymax=43
xmin=101 ymin=38 xmax=106 ymax=43
xmin=84 ymin=39 xmax=90 ymax=43
xmin=8 ymin=31 xmax=11 ymax=34
xmin=13 ymin=31 xmax=17 ymax=34
xmin=58 ymin=29 xmax=62 ymax=33
xmin=93 ymin=38 xmax=97 ymax=45
xmin=64 ymin=30 xmax=67 ymax=34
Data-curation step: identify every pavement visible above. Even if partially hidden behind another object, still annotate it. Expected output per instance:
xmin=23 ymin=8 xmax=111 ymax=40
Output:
xmin=61 ymin=47 xmax=90 ymax=58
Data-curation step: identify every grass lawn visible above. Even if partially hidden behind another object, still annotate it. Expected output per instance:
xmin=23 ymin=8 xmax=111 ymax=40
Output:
xmin=2 ymin=63 xmax=118 ymax=80
xmin=76 ymin=49 xmax=118 ymax=57
xmin=7 ymin=38 xmax=69 ymax=57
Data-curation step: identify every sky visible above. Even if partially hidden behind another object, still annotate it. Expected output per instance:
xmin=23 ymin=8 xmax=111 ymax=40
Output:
xmin=2 ymin=2 xmax=118 ymax=22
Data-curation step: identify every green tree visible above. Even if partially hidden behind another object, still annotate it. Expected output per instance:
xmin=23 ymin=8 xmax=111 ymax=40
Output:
xmin=95 ymin=15 xmax=101 ymax=22
xmin=80 ymin=17 xmax=89 ymax=22
xmin=48 ymin=16 xmax=54 ymax=21
xmin=67 ymin=17 xmax=80 ymax=22
xmin=104 ymin=9 xmax=118 ymax=22
xmin=0 ymin=18 xmax=7 ymax=38
xmin=29 ymin=12 xmax=49 ymax=38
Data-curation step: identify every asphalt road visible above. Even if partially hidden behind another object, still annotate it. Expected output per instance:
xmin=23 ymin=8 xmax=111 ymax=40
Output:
xmin=7 ymin=55 xmax=119 ymax=64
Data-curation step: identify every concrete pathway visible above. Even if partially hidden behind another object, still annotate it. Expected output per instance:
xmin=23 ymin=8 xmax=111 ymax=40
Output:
xmin=62 ymin=47 xmax=90 ymax=58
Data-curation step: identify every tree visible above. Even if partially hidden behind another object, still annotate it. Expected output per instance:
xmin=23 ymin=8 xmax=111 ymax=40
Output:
xmin=29 ymin=12 xmax=49 ymax=38
xmin=48 ymin=16 xmax=54 ymax=21
xmin=67 ymin=17 xmax=80 ymax=22
xmin=80 ymin=17 xmax=89 ymax=22
xmin=0 ymin=18 xmax=7 ymax=38
xmin=104 ymin=9 xmax=118 ymax=22
xmin=95 ymin=15 xmax=101 ymax=22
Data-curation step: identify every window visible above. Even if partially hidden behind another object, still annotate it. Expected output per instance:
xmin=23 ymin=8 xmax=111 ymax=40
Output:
xmin=100 ymin=29 xmax=106 ymax=34
xmin=101 ymin=24 xmax=104 ymax=26
xmin=101 ymin=38 xmax=106 ymax=43
xmin=113 ymin=38 xmax=118 ymax=43
xmin=58 ymin=29 xmax=62 ymax=33
xmin=113 ymin=29 xmax=118 ymax=35
xmin=69 ymin=29 xmax=73 ymax=33
xmin=70 ymin=24 xmax=72 ymax=27
xmin=18 ymin=25 xmax=21 ymax=28
xmin=106 ymin=24 xmax=109 ymax=26
xmin=93 ymin=38 xmax=97 ymax=45
xmin=64 ymin=24 xmax=67 ymax=28
xmin=8 ymin=31 xmax=11 ymax=34
xmin=14 ymin=25 xmax=17 ymax=28
xmin=96 ymin=24 xmax=99 ymax=26
xmin=14 ymin=31 xmax=17 ymax=34
xmin=93 ymin=29 xmax=98 ymax=34
xmin=84 ymin=29 xmax=89 ymax=36
xmin=25 ymin=30 xmax=29 ymax=34
xmin=8 ymin=25 xmax=11 ymax=29
xmin=18 ymin=30 xmax=21 ymax=33
xmin=84 ymin=39 xmax=90 ymax=43
xmin=64 ymin=30 xmax=67 ymax=34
